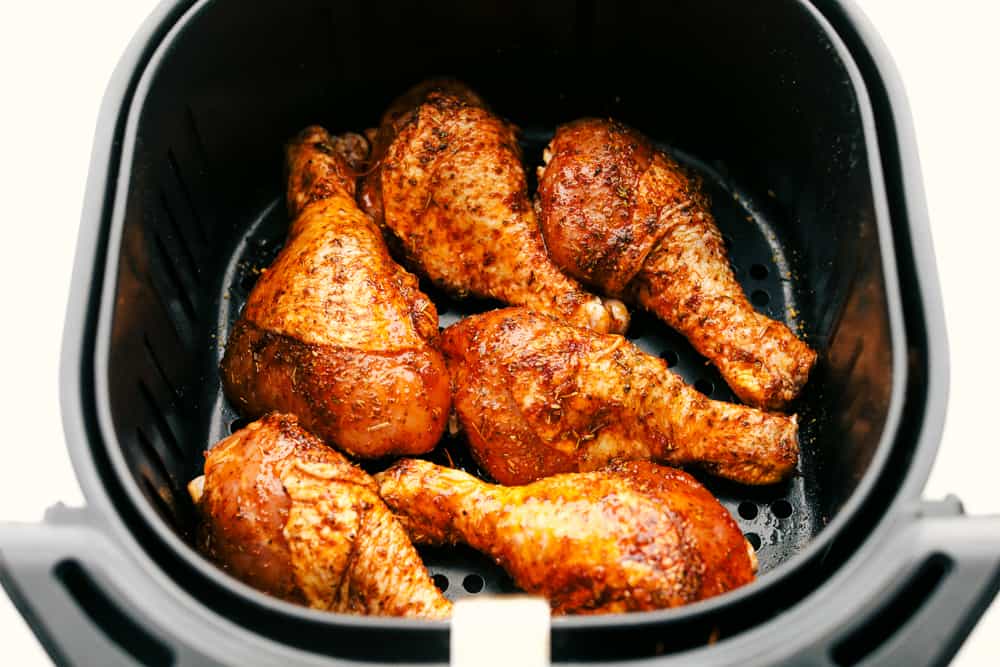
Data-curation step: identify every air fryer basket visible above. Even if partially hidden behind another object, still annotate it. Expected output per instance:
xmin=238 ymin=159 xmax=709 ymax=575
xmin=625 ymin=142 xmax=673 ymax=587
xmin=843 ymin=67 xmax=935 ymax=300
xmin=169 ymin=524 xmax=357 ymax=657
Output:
xmin=1 ymin=0 xmax=998 ymax=665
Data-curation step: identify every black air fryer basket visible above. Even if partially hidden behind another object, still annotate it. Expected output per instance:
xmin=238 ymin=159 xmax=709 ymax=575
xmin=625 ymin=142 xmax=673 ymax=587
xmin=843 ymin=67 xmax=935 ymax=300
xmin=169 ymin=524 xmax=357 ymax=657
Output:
xmin=2 ymin=0 xmax=998 ymax=665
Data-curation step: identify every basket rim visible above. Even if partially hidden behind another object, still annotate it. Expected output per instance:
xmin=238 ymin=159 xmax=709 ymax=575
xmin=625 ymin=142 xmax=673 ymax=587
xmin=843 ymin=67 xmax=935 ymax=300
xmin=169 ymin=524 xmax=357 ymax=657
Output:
xmin=57 ymin=0 xmax=948 ymax=651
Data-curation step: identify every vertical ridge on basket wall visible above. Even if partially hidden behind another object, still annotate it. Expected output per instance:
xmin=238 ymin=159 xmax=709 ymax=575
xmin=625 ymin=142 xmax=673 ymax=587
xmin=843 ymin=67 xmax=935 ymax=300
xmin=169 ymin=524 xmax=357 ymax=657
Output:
xmin=105 ymin=105 xmax=226 ymax=533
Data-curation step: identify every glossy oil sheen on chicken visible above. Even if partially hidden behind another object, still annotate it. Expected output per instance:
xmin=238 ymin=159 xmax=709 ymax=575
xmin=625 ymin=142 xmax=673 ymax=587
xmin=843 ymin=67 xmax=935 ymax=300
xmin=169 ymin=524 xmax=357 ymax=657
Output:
xmin=441 ymin=308 xmax=798 ymax=486
xmin=360 ymin=81 xmax=629 ymax=334
xmin=536 ymin=118 xmax=816 ymax=409
xmin=221 ymin=126 xmax=450 ymax=458
xmin=376 ymin=458 xmax=755 ymax=614
xmin=190 ymin=414 xmax=451 ymax=618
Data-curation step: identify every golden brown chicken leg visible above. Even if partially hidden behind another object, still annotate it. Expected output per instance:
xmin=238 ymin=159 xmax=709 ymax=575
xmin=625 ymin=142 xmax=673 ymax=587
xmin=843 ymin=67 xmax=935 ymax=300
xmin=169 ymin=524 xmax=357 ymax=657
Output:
xmin=441 ymin=308 xmax=798 ymax=486
xmin=359 ymin=81 xmax=629 ymax=334
xmin=189 ymin=414 xmax=451 ymax=618
xmin=375 ymin=458 xmax=755 ymax=614
xmin=536 ymin=118 xmax=816 ymax=409
xmin=221 ymin=126 xmax=450 ymax=458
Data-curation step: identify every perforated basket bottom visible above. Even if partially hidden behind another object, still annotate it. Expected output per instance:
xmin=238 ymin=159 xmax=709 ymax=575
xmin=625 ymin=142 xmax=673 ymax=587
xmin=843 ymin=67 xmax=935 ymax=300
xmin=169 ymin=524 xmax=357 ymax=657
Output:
xmin=208 ymin=128 xmax=821 ymax=602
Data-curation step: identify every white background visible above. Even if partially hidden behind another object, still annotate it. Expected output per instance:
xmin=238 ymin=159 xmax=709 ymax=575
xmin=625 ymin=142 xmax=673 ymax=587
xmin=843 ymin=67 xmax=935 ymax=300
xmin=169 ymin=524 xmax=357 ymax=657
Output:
xmin=0 ymin=0 xmax=997 ymax=664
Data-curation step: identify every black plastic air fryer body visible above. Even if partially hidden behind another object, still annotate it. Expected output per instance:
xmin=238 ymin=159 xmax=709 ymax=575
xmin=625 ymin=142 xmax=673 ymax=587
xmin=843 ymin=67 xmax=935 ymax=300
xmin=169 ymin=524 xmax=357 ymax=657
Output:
xmin=1 ymin=0 xmax=998 ymax=665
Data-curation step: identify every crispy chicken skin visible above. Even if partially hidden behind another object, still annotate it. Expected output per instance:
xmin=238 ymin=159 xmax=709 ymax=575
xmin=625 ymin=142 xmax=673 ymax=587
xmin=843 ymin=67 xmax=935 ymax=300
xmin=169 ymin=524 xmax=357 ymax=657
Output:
xmin=221 ymin=126 xmax=450 ymax=458
xmin=376 ymin=458 xmax=755 ymax=614
xmin=440 ymin=308 xmax=798 ymax=486
xmin=190 ymin=414 xmax=451 ymax=618
xmin=359 ymin=81 xmax=629 ymax=334
xmin=536 ymin=118 xmax=816 ymax=409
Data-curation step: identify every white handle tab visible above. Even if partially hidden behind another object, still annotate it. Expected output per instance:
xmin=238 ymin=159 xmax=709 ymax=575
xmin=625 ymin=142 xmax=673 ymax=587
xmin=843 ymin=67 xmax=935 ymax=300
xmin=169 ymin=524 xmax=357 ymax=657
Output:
xmin=450 ymin=596 xmax=550 ymax=667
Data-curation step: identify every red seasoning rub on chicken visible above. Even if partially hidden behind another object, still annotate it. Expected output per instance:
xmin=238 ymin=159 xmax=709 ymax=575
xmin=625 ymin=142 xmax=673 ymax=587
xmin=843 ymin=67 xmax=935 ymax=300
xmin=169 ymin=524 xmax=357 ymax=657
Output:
xmin=441 ymin=308 xmax=799 ymax=486
xmin=360 ymin=80 xmax=629 ymax=334
xmin=221 ymin=126 xmax=450 ymax=458
xmin=376 ymin=457 xmax=756 ymax=614
xmin=536 ymin=118 xmax=816 ymax=409
xmin=189 ymin=414 xmax=451 ymax=618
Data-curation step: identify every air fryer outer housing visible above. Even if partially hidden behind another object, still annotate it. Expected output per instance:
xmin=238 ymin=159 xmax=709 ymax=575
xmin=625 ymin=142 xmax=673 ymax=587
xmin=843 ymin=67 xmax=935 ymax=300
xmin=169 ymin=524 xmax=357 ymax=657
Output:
xmin=2 ymin=1 xmax=999 ymax=665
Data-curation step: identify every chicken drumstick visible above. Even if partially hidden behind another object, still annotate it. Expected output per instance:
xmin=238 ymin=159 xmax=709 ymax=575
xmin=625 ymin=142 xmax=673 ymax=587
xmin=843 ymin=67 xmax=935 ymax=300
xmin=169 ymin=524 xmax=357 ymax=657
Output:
xmin=375 ymin=458 xmax=755 ymax=614
xmin=221 ymin=126 xmax=450 ymax=458
xmin=536 ymin=118 xmax=816 ymax=409
xmin=360 ymin=81 xmax=628 ymax=334
xmin=441 ymin=308 xmax=799 ymax=486
xmin=189 ymin=414 xmax=451 ymax=618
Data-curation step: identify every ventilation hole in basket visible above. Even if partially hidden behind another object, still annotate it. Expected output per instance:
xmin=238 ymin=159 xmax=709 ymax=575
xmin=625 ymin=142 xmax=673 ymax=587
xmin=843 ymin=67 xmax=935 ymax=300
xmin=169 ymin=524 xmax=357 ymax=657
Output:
xmin=229 ymin=417 xmax=254 ymax=434
xmin=745 ymin=532 xmax=762 ymax=550
xmin=738 ymin=501 xmax=758 ymax=520
xmin=771 ymin=499 xmax=793 ymax=519
xmin=661 ymin=349 xmax=679 ymax=368
xmin=694 ymin=378 xmax=714 ymax=396
xmin=750 ymin=264 xmax=769 ymax=280
xmin=462 ymin=574 xmax=485 ymax=594
xmin=432 ymin=574 xmax=449 ymax=592
xmin=751 ymin=289 xmax=770 ymax=307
